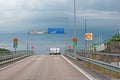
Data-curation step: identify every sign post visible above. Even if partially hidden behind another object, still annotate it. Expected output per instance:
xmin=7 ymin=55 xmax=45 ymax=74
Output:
xmin=85 ymin=33 xmax=93 ymax=40
xmin=31 ymin=46 xmax=34 ymax=51
xmin=85 ymin=33 xmax=93 ymax=52
xmin=13 ymin=38 xmax=18 ymax=54
xmin=73 ymin=37 xmax=78 ymax=49
xmin=68 ymin=45 xmax=72 ymax=49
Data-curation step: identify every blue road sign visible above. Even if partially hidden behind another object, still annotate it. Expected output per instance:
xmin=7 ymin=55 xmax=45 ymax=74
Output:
xmin=48 ymin=28 xmax=64 ymax=34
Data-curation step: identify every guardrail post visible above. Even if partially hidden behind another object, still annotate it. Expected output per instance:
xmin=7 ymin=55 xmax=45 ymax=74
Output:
xmin=117 ymin=56 xmax=119 ymax=66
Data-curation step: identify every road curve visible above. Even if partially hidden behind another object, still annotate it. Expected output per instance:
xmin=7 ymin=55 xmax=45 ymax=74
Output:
xmin=0 ymin=55 xmax=90 ymax=80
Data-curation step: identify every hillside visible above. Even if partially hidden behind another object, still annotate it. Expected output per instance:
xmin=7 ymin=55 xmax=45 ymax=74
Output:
xmin=103 ymin=34 xmax=120 ymax=53
xmin=0 ymin=48 xmax=10 ymax=56
xmin=0 ymin=48 xmax=10 ymax=52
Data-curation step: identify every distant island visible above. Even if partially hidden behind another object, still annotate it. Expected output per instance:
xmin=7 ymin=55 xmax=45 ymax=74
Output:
xmin=0 ymin=48 xmax=10 ymax=52
xmin=0 ymin=48 xmax=10 ymax=56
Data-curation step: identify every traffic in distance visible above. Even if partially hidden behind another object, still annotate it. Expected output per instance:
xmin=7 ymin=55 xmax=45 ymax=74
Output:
xmin=49 ymin=48 xmax=61 ymax=55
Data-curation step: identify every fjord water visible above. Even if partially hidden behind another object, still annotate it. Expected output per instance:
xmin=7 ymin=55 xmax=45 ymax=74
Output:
xmin=0 ymin=33 xmax=67 ymax=55
xmin=0 ymin=28 xmax=116 ymax=55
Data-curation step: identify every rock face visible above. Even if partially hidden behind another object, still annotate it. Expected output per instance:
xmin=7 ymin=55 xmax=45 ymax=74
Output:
xmin=104 ymin=41 xmax=120 ymax=53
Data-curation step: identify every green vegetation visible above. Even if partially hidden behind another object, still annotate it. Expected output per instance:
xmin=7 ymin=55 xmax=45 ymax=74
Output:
xmin=0 ymin=48 xmax=9 ymax=52
xmin=0 ymin=48 xmax=11 ymax=56
xmin=111 ymin=34 xmax=120 ymax=41
xmin=105 ymin=34 xmax=120 ymax=45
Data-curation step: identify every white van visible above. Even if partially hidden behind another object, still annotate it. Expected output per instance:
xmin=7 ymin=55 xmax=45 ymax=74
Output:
xmin=49 ymin=48 xmax=61 ymax=55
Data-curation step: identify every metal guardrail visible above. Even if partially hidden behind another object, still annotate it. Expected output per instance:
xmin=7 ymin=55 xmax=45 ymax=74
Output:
xmin=0 ymin=50 xmax=34 ymax=65
xmin=0 ymin=54 xmax=31 ymax=65
xmin=65 ymin=50 xmax=120 ymax=73
xmin=95 ymin=52 xmax=120 ymax=57
xmin=76 ymin=51 xmax=120 ymax=57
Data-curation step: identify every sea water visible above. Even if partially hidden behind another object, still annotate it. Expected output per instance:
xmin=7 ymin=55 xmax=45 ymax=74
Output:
xmin=0 ymin=28 xmax=116 ymax=55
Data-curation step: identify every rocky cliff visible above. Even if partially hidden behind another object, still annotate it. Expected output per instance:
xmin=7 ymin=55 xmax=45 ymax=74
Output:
xmin=103 ymin=41 xmax=120 ymax=53
xmin=103 ymin=34 xmax=120 ymax=53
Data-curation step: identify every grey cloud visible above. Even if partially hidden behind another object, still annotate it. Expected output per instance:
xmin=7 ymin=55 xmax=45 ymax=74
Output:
xmin=0 ymin=0 xmax=120 ymax=33
xmin=75 ymin=0 xmax=120 ymax=11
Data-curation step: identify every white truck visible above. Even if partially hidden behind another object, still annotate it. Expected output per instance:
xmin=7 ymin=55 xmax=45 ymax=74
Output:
xmin=49 ymin=48 xmax=61 ymax=55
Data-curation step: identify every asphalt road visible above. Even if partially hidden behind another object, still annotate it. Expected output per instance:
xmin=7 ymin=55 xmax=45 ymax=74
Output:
xmin=0 ymin=55 xmax=90 ymax=80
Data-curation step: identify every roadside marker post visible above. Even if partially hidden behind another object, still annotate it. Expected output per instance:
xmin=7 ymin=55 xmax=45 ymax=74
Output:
xmin=73 ymin=38 xmax=78 ymax=49
xmin=31 ymin=46 xmax=34 ymax=51
xmin=13 ymin=38 xmax=18 ymax=54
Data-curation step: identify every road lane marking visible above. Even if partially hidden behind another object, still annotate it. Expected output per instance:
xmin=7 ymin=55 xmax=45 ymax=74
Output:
xmin=62 ymin=55 xmax=96 ymax=80
xmin=65 ymin=54 xmax=76 ymax=60
xmin=37 ymin=58 xmax=40 ymax=60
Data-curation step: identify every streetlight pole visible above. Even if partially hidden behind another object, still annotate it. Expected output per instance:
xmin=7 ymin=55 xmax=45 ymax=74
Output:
xmin=27 ymin=34 xmax=29 ymax=52
xmin=66 ymin=17 xmax=68 ymax=50
xmin=73 ymin=0 xmax=77 ymax=56
xmin=74 ymin=0 xmax=76 ymax=38
xmin=85 ymin=19 xmax=87 ymax=57
xmin=118 ymin=30 xmax=120 ymax=34
xmin=27 ymin=33 xmax=29 ymax=52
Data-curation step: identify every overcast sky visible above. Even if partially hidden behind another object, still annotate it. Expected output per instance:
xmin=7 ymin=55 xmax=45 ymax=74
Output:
xmin=0 ymin=0 xmax=120 ymax=33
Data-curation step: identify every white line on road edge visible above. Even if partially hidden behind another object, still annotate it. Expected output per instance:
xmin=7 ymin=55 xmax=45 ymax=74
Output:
xmin=61 ymin=55 xmax=96 ymax=80
xmin=0 ymin=56 xmax=33 ymax=71
xmin=65 ymin=54 xmax=76 ymax=60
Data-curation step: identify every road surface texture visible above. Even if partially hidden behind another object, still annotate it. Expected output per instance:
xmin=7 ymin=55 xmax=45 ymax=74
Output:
xmin=0 ymin=55 xmax=90 ymax=80
xmin=64 ymin=55 xmax=110 ymax=80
